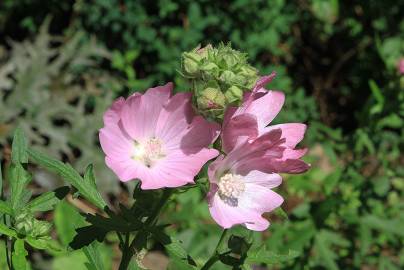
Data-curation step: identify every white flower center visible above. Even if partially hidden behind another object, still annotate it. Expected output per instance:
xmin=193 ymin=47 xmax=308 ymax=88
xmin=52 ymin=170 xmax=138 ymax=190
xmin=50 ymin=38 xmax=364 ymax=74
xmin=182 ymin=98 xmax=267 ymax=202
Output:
xmin=132 ymin=138 xmax=165 ymax=167
xmin=218 ymin=173 xmax=245 ymax=207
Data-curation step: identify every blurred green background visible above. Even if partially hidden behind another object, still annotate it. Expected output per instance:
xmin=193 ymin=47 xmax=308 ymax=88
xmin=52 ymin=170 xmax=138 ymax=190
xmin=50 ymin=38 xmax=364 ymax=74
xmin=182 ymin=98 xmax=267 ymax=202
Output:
xmin=0 ymin=0 xmax=403 ymax=269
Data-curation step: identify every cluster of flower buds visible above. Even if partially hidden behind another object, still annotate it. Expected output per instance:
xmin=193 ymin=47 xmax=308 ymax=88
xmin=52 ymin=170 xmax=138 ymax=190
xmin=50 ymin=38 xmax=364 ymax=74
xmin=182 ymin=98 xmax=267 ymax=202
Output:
xmin=180 ymin=44 xmax=259 ymax=120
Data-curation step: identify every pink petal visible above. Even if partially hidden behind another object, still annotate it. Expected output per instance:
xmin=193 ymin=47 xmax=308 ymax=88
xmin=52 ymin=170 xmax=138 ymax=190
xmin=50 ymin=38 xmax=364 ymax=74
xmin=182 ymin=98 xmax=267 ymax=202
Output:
xmin=208 ymin=192 xmax=261 ymax=229
xmin=282 ymin=148 xmax=308 ymax=160
xmin=179 ymin=116 xmax=220 ymax=154
xmin=265 ymin=123 xmax=307 ymax=148
xmin=121 ymin=83 xmax=172 ymax=140
xmin=156 ymin=92 xmax=194 ymax=147
xmin=148 ymin=148 xmax=219 ymax=188
xmin=208 ymin=155 xmax=225 ymax=184
xmin=244 ymin=90 xmax=285 ymax=129
xmin=105 ymin=156 xmax=140 ymax=182
xmin=222 ymin=114 xmax=258 ymax=153
xmin=243 ymin=171 xmax=282 ymax=189
xmin=245 ymin=218 xmax=270 ymax=231
xmin=103 ymin=97 xmax=125 ymax=125
xmin=271 ymin=159 xmax=311 ymax=174
xmin=239 ymin=185 xmax=284 ymax=213
xmin=99 ymin=125 xmax=132 ymax=160
xmin=252 ymin=72 xmax=277 ymax=92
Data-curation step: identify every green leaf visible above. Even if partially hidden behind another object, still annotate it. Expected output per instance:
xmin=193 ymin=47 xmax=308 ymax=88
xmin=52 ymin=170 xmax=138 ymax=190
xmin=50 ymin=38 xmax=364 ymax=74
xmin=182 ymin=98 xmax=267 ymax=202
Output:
xmin=361 ymin=215 xmax=404 ymax=237
xmin=0 ymin=222 xmax=17 ymax=237
xmin=9 ymin=164 xmax=31 ymax=211
xmin=12 ymin=239 xmax=28 ymax=270
xmin=0 ymin=200 xmax=13 ymax=216
xmin=11 ymin=127 xmax=28 ymax=164
xmin=25 ymin=236 xmax=63 ymax=253
xmin=26 ymin=186 xmax=70 ymax=212
xmin=27 ymin=148 xmax=107 ymax=210
xmin=83 ymin=242 xmax=105 ymax=270
xmin=69 ymin=225 xmax=108 ymax=250
xmin=246 ymin=248 xmax=299 ymax=265
xmin=55 ymin=201 xmax=86 ymax=246
xmin=84 ymin=164 xmax=97 ymax=190
xmin=0 ymin=158 xmax=3 ymax=197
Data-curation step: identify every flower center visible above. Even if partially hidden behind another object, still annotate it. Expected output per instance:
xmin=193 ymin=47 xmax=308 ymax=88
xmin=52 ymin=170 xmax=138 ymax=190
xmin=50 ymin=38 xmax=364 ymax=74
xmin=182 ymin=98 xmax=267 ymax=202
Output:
xmin=132 ymin=138 xmax=165 ymax=167
xmin=218 ymin=173 xmax=245 ymax=207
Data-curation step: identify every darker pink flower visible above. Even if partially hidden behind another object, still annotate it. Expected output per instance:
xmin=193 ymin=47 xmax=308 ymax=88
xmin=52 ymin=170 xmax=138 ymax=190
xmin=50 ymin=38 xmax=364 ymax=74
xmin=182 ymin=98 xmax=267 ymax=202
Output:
xmin=99 ymin=83 xmax=220 ymax=189
xmin=222 ymin=72 xmax=309 ymax=173
xmin=398 ymin=58 xmax=404 ymax=75
xmin=207 ymin=73 xmax=309 ymax=230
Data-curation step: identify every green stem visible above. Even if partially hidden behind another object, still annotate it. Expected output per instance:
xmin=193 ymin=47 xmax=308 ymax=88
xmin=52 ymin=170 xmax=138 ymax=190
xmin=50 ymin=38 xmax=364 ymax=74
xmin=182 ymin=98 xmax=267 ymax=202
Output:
xmin=118 ymin=188 xmax=173 ymax=270
xmin=200 ymin=229 xmax=229 ymax=270
xmin=0 ymin=162 xmax=11 ymax=270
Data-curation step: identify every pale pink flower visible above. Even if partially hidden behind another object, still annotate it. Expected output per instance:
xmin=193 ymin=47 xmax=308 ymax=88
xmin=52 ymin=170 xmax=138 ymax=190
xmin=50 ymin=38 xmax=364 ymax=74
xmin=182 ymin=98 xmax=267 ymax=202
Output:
xmin=99 ymin=83 xmax=220 ymax=189
xmin=207 ymin=73 xmax=309 ymax=230
xmin=398 ymin=58 xmax=404 ymax=75
xmin=207 ymin=127 xmax=285 ymax=231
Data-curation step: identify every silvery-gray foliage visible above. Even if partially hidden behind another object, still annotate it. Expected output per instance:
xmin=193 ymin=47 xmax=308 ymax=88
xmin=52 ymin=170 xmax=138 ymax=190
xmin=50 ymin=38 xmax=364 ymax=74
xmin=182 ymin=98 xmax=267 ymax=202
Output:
xmin=0 ymin=20 xmax=121 ymax=195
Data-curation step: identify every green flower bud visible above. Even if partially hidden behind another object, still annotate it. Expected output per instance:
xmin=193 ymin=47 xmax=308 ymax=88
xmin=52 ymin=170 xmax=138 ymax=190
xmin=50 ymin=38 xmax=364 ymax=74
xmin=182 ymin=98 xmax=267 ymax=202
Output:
xmin=197 ymin=87 xmax=226 ymax=112
xmin=181 ymin=52 xmax=202 ymax=77
xmin=224 ymin=85 xmax=243 ymax=104
xmin=31 ymin=220 xmax=52 ymax=237
xmin=15 ymin=211 xmax=35 ymax=236
xmin=200 ymin=62 xmax=219 ymax=74
xmin=196 ymin=44 xmax=212 ymax=59
xmin=219 ymin=70 xmax=237 ymax=85
xmin=180 ymin=43 xmax=260 ymax=121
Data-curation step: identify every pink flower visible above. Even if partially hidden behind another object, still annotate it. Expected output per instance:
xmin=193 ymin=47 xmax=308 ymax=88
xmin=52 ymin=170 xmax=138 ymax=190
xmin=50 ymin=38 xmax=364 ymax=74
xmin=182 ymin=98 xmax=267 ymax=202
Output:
xmin=222 ymin=72 xmax=309 ymax=173
xmin=99 ymin=83 xmax=220 ymax=189
xmin=398 ymin=58 xmax=404 ymax=75
xmin=207 ymin=127 xmax=285 ymax=231
xmin=207 ymin=73 xmax=309 ymax=230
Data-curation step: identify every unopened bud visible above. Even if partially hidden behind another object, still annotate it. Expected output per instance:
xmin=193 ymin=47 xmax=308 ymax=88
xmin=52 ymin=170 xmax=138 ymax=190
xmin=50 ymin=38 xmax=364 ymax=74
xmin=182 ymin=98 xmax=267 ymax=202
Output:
xmin=31 ymin=220 xmax=52 ymax=237
xmin=182 ymin=52 xmax=202 ymax=77
xmin=197 ymin=87 xmax=226 ymax=111
xmin=225 ymin=86 xmax=243 ymax=104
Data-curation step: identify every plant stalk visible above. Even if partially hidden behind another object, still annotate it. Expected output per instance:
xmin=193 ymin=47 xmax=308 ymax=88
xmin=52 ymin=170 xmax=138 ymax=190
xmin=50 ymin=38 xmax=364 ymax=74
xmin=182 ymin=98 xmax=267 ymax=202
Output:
xmin=200 ymin=228 xmax=229 ymax=270
xmin=118 ymin=188 xmax=173 ymax=270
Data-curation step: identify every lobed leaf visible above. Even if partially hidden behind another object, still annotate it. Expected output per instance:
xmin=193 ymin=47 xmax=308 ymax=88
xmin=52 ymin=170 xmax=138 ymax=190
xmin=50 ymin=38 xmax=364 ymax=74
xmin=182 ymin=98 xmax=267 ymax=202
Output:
xmin=26 ymin=186 xmax=70 ymax=212
xmin=11 ymin=127 xmax=28 ymax=164
xmin=9 ymin=163 xmax=32 ymax=211
xmin=27 ymin=148 xmax=107 ymax=210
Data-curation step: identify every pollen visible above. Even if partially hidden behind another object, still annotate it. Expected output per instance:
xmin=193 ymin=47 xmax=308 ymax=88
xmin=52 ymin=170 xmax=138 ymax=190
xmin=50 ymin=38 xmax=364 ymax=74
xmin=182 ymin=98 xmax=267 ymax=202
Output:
xmin=218 ymin=173 xmax=246 ymax=207
xmin=132 ymin=138 xmax=165 ymax=167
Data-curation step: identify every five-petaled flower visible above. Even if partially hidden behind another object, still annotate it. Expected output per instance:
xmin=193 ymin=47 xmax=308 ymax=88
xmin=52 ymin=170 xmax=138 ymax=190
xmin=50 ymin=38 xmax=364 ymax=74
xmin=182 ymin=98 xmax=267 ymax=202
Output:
xmin=99 ymin=83 xmax=220 ymax=189
xmin=207 ymin=73 xmax=309 ymax=231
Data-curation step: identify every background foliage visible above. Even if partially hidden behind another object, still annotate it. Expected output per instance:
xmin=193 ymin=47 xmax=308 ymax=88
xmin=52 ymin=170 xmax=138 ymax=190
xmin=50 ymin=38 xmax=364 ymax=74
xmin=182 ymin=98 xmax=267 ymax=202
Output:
xmin=0 ymin=0 xmax=403 ymax=269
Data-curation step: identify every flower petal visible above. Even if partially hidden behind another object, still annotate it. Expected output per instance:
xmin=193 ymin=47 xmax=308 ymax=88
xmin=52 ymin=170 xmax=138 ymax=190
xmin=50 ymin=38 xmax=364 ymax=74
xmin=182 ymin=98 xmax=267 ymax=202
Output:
xmin=265 ymin=123 xmax=307 ymax=148
xmin=121 ymin=83 xmax=172 ymax=140
xmin=222 ymin=114 xmax=259 ymax=153
xmin=103 ymin=97 xmax=126 ymax=125
xmin=239 ymin=185 xmax=284 ymax=213
xmin=243 ymin=171 xmax=282 ymax=189
xmin=208 ymin=192 xmax=261 ymax=229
